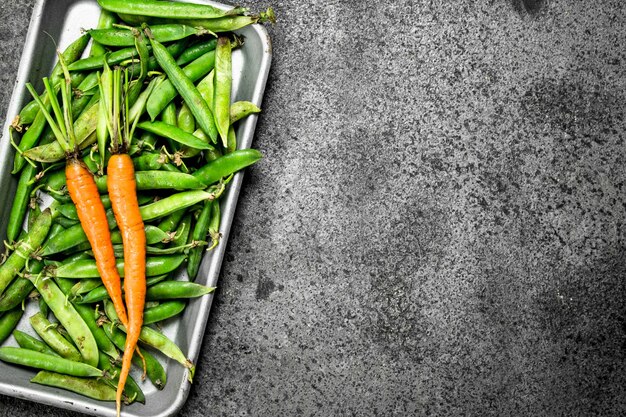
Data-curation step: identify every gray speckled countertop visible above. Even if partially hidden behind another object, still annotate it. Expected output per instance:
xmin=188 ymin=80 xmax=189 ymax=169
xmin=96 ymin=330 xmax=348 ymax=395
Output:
xmin=1 ymin=0 xmax=626 ymax=416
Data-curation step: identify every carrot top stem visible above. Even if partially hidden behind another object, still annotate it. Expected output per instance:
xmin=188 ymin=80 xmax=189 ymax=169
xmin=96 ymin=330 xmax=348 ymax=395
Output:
xmin=25 ymin=81 xmax=70 ymax=153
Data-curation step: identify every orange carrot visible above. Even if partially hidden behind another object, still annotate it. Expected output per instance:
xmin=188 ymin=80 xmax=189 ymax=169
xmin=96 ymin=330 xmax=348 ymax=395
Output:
xmin=107 ymin=153 xmax=146 ymax=415
xmin=66 ymin=159 xmax=130 ymax=329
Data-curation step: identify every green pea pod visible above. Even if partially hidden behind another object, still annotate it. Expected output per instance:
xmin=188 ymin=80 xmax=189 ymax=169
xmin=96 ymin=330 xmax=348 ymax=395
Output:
xmin=214 ymin=37 xmax=231 ymax=147
xmin=0 ymin=209 xmax=52 ymax=295
xmin=71 ymin=73 xmax=101 ymax=120
xmin=177 ymin=9 xmax=276 ymax=33
xmin=177 ymin=102 xmax=195 ymax=133
xmin=147 ymin=281 xmax=215 ymax=300
xmin=137 ymin=121 xmax=214 ymax=150
xmin=54 ymin=216 xmax=79 ymax=229
xmin=132 ymin=152 xmax=178 ymax=171
xmin=230 ymin=101 xmax=261 ymax=124
xmin=53 ymin=255 xmax=186 ymax=278
xmin=173 ymin=213 xmax=193 ymax=247
xmin=129 ymin=76 xmax=163 ymax=126
xmin=143 ymin=300 xmax=186 ymax=325
xmin=42 ymin=168 xmax=67 ymax=193
xmin=162 ymin=102 xmax=177 ymax=127
xmin=89 ymin=9 xmax=117 ymax=57
xmin=140 ymin=190 xmax=214 ymax=221
xmin=38 ymin=297 xmax=49 ymax=319
xmin=29 ymin=312 xmax=83 ymax=362
xmin=7 ymin=163 xmax=37 ymax=242
xmin=157 ymin=208 xmax=187 ymax=233
xmin=95 ymin=170 xmax=206 ymax=192
xmin=54 ymin=277 xmax=120 ymax=362
xmin=27 ymin=205 xmax=42 ymax=231
xmin=98 ymin=352 xmax=145 ymax=404
xmin=137 ymin=225 xmax=173 ymax=245
xmin=197 ymin=70 xmax=214 ymax=110
xmin=76 ymin=285 xmax=109 ymax=304
xmin=0 ymin=277 xmax=33 ymax=311
xmin=159 ymin=101 xmax=179 ymax=151
xmin=70 ymin=279 xmax=103 ymax=297
xmin=97 ymin=0 xmax=237 ymax=19
xmin=176 ymin=39 xmax=217 ymax=66
xmin=31 ymin=371 xmax=117 ymax=401
xmin=89 ymin=24 xmax=202 ymax=47
xmin=13 ymin=330 xmax=60 ymax=357
xmin=146 ymin=50 xmax=216 ymax=120
xmin=226 ymin=126 xmax=237 ymax=154
xmin=102 ymin=324 xmax=167 ymax=390
xmin=178 ymin=129 xmax=214 ymax=159
xmin=0 ymin=308 xmax=24 ymax=344
xmin=187 ymin=200 xmax=212 ymax=279
xmin=45 ymin=223 xmax=65 ymax=243
xmin=133 ymin=26 xmax=151 ymax=82
xmin=192 ymin=149 xmax=262 ymax=186
xmin=0 ymin=260 xmax=43 ymax=312
xmin=56 ymin=203 xmax=79 ymax=221
xmin=23 ymin=104 xmax=99 ymax=163
xmin=104 ymin=300 xmax=194 ymax=382
xmin=0 ymin=347 xmax=103 ymax=377
xmin=148 ymin=36 xmax=218 ymax=142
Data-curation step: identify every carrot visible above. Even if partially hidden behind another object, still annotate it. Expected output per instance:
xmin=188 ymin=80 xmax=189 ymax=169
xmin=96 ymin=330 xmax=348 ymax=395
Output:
xmin=99 ymin=60 xmax=148 ymax=415
xmin=107 ymin=154 xmax=146 ymax=415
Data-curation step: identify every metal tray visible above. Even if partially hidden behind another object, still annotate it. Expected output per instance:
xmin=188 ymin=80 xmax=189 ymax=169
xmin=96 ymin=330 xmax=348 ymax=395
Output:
xmin=0 ymin=0 xmax=271 ymax=415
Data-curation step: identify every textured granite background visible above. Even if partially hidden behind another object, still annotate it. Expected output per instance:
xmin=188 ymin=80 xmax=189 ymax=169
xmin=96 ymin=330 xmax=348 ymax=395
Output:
xmin=1 ymin=0 xmax=626 ymax=415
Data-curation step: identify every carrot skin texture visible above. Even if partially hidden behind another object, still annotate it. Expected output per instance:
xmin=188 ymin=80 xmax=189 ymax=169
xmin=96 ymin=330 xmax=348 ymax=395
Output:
xmin=65 ymin=159 xmax=129 ymax=329
xmin=107 ymin=154 xmax=146 ymax=413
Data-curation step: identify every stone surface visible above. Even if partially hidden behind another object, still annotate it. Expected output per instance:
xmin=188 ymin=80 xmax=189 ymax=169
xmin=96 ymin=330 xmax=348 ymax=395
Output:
xmin=1 ymin=0 xmax=626 ymax=416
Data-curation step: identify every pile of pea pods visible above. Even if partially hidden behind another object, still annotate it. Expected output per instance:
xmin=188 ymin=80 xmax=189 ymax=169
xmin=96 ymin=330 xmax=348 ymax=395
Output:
xmin=0 ymin=0 xmax=272 ymax=405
